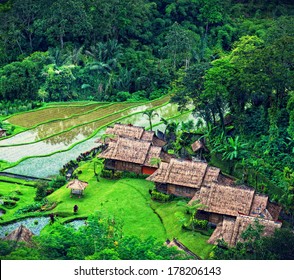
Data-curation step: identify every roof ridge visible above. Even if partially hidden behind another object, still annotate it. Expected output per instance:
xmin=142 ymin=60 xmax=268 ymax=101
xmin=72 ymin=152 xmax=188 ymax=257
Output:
xmin=164 ymin=158 xmax=175 ymax=183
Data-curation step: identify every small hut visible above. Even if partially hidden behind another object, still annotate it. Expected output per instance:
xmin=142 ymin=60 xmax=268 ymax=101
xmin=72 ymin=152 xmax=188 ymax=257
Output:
xmin=98 ymin=136 xmax=165 ymax=175
xmin=208 ymin=215 xmax=282 ymax=247
xmin=4 ymin=225 xmax=34 ymax=244
xmin=95 ymin=123 xmax=166 ymax=147
xmin=0 ymin=128 xmax=7 ymax=138
xmin=146 ymin=158 xmax=218 ymax=198
xmin=66 ymin=179 xmax=88 ymax=197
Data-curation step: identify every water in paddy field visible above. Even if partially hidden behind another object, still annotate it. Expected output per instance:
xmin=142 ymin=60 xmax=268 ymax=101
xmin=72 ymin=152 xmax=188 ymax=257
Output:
xmin=6 ymin=103 xmax=100 ymax=128
xmin=4 ymin=101 xmax=187 ymax=178
xmin=0 ymin=217 xmax=50 ymax=238
xmin=0 ymin=103 xmax=134 ymax=146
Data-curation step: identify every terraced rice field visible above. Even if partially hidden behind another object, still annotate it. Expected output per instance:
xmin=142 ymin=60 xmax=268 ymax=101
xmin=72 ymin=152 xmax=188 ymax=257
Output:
xmin=6 ymin=103 xmax=102 ymax=128
xmin=2 ymin=95 xmax=196 ymax=177
xmin=0 ymin=103 xmax=141 ymax=145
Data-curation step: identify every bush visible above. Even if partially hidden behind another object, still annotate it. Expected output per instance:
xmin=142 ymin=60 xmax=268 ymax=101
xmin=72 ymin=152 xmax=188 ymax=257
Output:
xmin=49 ymin=175 xmax=66 ymax=190
xmin=121 ymin=171 xmax=148 ymax=179
xmin=16 ymin=201 xmax=44 ymax=214
xmin=113 ymin=171 xmax=123 ymax=179
xmin=35 ymin=181 xmax=49 ymax=201
xmin=193 ymin=219 xmax=208 ymax=230
xmin=151 ymin=190 xmax=171 ymax=202
xmin=101 ymin=169 xmax=113 ymax=179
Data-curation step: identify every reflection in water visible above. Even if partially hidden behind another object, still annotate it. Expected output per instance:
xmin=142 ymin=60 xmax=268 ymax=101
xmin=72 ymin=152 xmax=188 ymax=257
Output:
xmin=0 ymin=217 xmax=50 ymax=238
xmin=0 ymin=103 xmax=132 ymax=146
xmin=5 ymin=96 xmax=175 ymax=177
xmin=0 ymin=104 xmax=141 ymax=162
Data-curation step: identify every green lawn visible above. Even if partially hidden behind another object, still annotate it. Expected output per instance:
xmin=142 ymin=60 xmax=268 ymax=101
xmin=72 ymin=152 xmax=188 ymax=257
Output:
xmin=0 ymin=180 xmax=36 ymax=222
xmin=151 ymin=201 xmax=214 ymax=259
xmin=45 ymin=161 xmax=213 ymax=258
xmin=0 ymin=159 xmax=214 ymax=259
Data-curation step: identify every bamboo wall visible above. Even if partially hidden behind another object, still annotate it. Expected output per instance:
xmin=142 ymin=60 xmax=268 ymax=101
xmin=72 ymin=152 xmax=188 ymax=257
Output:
xmin=166 ymin=184 xmax=196 ymax=198
xmin=208 ymin=213 xmax=223 ymax=225
xmin=115 ymin=160 xmax=142 ymax=174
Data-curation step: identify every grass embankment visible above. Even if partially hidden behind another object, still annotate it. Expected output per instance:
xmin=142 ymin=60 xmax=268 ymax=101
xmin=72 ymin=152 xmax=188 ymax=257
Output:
xmin=0 ymin=179 xmax=36 ymax=222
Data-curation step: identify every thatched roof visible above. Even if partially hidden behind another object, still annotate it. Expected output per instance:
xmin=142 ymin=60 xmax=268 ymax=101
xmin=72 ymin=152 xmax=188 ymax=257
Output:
xmin=250 ymin=194 xmax=269 ymax=218
xmin=208 ymin=215 xmax=282 ymax=246
xmin=4 ymin=225 xmax=34 ymax=244
xmin=147 ymin=158 xmax=209 ymax=189
xmin=144 ymin=146 xmax=162 ymax=167
xmin=191 ymin=140 xmax=208 ymax=152
xmin=106 ymin=123 xmax=146 ymax=140
xmin=267 ymin=202 xmax=282 ymax=221
xmin=99 ymin=136 xmax=157 ymax=166
xmin=141 ymin=130 xmax=154 ymax=141
xmin=202 ymin=166 xmax=220 ymax=186
xmin=96 ymin=123 xmax=166 ymax=147
xmin=66 ymin=179 xmax=88 ymax=190
xmin=193 ymin=183 xmax=255 ymax=217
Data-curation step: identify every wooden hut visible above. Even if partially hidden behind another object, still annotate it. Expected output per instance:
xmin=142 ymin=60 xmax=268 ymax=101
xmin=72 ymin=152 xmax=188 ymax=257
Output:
xmin=191 ymin=182 xmax=281 ymax=224
xmin=192 ymin=183 xmax=256 ymax=224
xmin=146 ymin=158 xmax=220 ymax=198
xmin=66 ymin=179 xmax=88 ymax=197
xmin=208 ymin=214 xmax=282 ymax=247
xmin=0 ymin=128 xmax=7 ymax=138
xmin=96 ymin=123 xmax=166 ymax=147
xmin=98 ymin=136 xmax=162 ymax=175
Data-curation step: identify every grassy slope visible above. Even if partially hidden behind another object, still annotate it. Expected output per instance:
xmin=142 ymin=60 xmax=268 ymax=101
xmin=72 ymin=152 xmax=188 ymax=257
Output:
xmin=0 ymin=180 xmax=36 ymax=222
xmin=44 ymin=161 xmax=213 ymax=258
xmin=0 ymin=164 xmax=213 ymax=258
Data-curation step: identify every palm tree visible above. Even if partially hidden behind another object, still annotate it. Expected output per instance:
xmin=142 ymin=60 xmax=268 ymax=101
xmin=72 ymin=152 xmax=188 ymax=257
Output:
xmin=100 ymin=133 xmax=116 ymax=144
xmin=143 ymin=109 xmax=159 ymax=131
xmin=150 ymin=157 xmax=161 ymax=167
xmin=176 ymin=199 xmax=206 ymax=231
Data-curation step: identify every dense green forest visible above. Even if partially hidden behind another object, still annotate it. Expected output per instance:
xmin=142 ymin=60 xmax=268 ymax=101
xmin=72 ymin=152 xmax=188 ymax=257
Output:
xmin=0 ymin=0 xmax=294 ymax=260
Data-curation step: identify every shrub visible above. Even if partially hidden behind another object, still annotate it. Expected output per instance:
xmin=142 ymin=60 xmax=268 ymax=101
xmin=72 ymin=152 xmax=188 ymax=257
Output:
xmin=113 ymin=171 xmax=123 ymax=179
xmin=35 ymin=181 xmax=49 ymax=201
xmin=16 ymin=201 xmax=43 ymax=214
xmin=50 ymin=175 xmax=66 ymax=190
xmin=151 ymin=190 xmax=171 ymax=202
xmin=101 ymin=169 xmax=113 ymax=179
xmin=193 ymin=219 xmax=208 ymax=230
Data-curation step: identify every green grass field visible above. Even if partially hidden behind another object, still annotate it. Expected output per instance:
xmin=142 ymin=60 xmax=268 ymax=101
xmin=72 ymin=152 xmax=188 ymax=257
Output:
xmin=0 ymin=180 xmax=36 ymax=222
xmin=42 ymin=160 xmax=213 ymax=258
xmin=0 ymin=163 xmax=213 ymax=258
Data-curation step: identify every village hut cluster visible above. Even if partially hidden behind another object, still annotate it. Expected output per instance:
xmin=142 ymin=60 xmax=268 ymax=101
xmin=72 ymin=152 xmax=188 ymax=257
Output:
xmin=98 ymin=123 xmax=282 ymax=246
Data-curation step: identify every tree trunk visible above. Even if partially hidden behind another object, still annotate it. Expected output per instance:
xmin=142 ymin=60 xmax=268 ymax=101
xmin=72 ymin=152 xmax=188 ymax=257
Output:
xmin=60 ymin=34 xmax=64 ymax=49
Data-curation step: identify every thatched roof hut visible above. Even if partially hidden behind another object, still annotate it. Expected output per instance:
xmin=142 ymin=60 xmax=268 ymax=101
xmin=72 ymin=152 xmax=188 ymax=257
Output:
xmin=208 ymin=215 xmax=282 ymax=246
xmin=4 ymin=225 xmax=34 ymax=244
xmin=96 ymin=123 xmax=166 ymax=147
xmin=267 ymin=202 xmax=282 ymax=221
xmin=0 ymin=128 xmax=7 ymax=137
xmin=66 ymin=179 xmax=88 ymax=196
xmin=192 ymin=183 xmax=255 ymax=216
xmin=98 ymin=137 xmax=161 ymax=168
xmin=147 ymin=158 xmax=213 ymax=189
xmin=191 ymin=140 xmax=208 ymax=152
xmin=191 ymin=181 xmax=282 ymax=222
